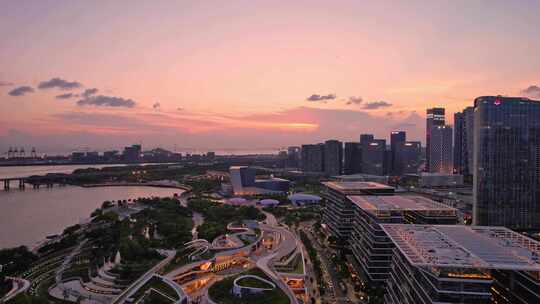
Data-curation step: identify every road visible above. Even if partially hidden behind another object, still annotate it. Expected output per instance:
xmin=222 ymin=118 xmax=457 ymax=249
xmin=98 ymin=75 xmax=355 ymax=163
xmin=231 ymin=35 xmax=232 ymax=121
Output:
xmin=302 ymin=227 xmax=349 ymax=304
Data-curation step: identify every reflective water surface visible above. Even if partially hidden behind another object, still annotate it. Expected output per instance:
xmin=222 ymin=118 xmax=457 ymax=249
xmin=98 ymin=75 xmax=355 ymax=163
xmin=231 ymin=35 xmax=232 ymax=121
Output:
xmin=0 ymin=185 xmax=182 ymax=249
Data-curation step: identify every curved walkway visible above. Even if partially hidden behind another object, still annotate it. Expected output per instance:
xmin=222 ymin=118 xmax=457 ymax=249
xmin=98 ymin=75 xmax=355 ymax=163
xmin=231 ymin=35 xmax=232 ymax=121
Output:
xmin=111 ymin=249 xmax=176 ymax=304
xmin=1 ymin=277 xmax=31 ymax=303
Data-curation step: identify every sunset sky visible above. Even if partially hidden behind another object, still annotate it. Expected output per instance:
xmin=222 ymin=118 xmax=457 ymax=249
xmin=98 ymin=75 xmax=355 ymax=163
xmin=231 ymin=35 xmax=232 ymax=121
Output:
xmin=1 ymin=0 xmax=540 ymax=154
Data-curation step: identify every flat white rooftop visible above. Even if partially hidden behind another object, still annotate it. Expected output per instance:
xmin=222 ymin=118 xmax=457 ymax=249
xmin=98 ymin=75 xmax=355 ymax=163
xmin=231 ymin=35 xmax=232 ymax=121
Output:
xmin=348 ymin=195 xmax=456 ymax=214
xmin=322 ymin=181 xmax=394 ymax=193
xmin=381 ymin=224 xmax=540 ymax=271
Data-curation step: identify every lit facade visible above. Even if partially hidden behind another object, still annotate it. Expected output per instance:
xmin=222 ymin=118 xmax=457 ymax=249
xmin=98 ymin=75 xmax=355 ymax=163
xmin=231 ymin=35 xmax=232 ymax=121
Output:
xmin=428 ymin=125 xmax=453 ymax=174
xmin=426 ymin=108 xmax=445 ymax=172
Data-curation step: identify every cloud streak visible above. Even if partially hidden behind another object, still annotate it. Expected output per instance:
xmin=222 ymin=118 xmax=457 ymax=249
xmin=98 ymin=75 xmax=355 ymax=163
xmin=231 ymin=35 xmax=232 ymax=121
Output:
xmin=522 ymin=85 xmax=540 ymax=98
xmin=306 ymin=93 xmax=336 ymax=102
xmin=81 ymin=88 xmax=98 ymax=98
xmin=38 ymin=77 xmax=82 ymax=90
xmin=0 ymin=81 xmax=14 ymax=86
xmin=362 ymin=100 xmax=392 ymax=109
xmin=8 ymin=86 xmax=34 ymax=96
xmin=76 ymin=95 xmax=137 ymax=108
xmin=56 ymin=93 xmax=76 ymax=99
xmin=346 ymin=96 xmax=363 ymax=105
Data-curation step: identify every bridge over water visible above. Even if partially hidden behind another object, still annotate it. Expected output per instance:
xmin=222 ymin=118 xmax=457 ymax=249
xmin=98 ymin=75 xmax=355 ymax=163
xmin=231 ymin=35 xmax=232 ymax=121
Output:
xmin=0 ymin=175 xmax=70 ymax=190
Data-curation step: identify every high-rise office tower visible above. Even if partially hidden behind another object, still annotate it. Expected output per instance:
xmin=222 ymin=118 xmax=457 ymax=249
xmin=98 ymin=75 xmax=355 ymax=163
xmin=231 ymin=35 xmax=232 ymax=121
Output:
xmin=361 ymin=139 xmax=386 ymax=176
xmin=359 ymin=134 xmax=375 ymax=145
xmin=390 ymin=131 xmax=406 ymax=174
xmin=473 ymin=96 xmax=540 ymax=229
xmin=394 ymin=141 xmax=422 ymax=174
xmin=324 ymin=140 xmax=343 ymax=176
xmin=286 ymin=146 xmax=301 ymax=168
xmin=454 ymin=111 xmax=464 ymax=174
xmin=426 ymin=108 xmax=445 ymax=171
xmin=344 ymin=142 xmax=363 ymax=174
xmin=429 ymin=125 xmax=453 ymax=173
xmin=301 ymin=144 xmax=325 ymax=173
xmin=454 ymin=107 xmax=474 ymax=177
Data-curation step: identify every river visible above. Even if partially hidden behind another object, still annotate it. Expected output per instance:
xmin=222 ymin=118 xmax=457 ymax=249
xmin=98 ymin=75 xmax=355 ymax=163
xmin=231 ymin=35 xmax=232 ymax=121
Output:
xmin=0 ymin=185 xmax=184 ymax=249
xmin=0 ymin=163 xmax=171 ymax=179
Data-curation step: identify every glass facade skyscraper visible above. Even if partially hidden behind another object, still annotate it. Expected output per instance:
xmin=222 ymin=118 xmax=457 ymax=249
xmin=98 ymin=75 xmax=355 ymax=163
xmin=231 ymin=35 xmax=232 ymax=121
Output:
xmin=426 ymin=108 xmax=445 ymax=171
xmin=473 ymin=96 xmax=540 ymax=229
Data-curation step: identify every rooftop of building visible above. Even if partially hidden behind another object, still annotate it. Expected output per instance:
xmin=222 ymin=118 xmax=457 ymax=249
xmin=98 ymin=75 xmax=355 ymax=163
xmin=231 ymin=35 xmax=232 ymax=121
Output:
xmin=229 ymin=165 xmax=250 ymax=170
xmin=348 ymin=195 xmax=456 ymax=216
xmin=255 ymin=177 xmax=290 ymax=182
xmin=322 ymin=181 xmax=394 ymax=193
xmin=331 ymin=173 xmax=389 ymax=180
xmin=405 ymin=172 xmax=463 ymax=177
xmin=380 ymin=224 xmax=540 ymax=271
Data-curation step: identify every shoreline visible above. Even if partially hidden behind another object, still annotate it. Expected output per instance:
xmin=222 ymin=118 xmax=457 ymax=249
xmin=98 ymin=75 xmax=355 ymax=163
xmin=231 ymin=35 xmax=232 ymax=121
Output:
xmin=1 ymin=184 xmax=190 ymax=251
xmin=80 ymin=182 xmax=192 ymax=191
xmin=0 ymin=161 xmax=179 ymax=168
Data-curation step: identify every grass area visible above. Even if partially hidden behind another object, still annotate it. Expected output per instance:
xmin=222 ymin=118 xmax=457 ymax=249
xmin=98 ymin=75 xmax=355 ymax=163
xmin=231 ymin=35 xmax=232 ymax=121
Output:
xmin=208 ymin=268 xmax=289 ymax=304
xmin=274 ymin=253 xmax=304 ymax=275
xmin=236 ymin=277 xmax=274 ymax=289
xmin=132 ymin=276 xmax=179 ymax=302
xmin=188 ymin=198 xmax=265 ymax=241
xmin=292 ymin=254 xmax=304 ymax=274
xmin=140 ymin=291 xmax=175 ymax=304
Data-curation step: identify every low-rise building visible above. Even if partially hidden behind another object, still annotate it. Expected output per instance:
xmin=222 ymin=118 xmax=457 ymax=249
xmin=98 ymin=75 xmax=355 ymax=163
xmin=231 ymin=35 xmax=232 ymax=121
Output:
xmin=381 ymin=224 xmax=540 ymax=304
xmin=348 ymin=195 xmax=458 ymax=285
xmin=321 ymin=181 xmax=394 ymax=243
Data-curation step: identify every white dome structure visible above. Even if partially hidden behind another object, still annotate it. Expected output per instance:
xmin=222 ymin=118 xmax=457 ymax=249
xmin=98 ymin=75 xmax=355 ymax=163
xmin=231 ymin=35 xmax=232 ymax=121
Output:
xmin=259 ymin=199 xmax=280 ymax=206
xmin=288 ymin=193 xmax=322 ymax=207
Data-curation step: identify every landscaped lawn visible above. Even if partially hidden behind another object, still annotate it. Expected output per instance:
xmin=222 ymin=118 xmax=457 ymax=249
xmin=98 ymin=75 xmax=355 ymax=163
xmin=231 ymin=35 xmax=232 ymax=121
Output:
xmin=131 ymin=276 xmax=179 ymax=302
xmin=236 ymin=277 xmax=273 ymax=289
xmin=208 ymin=268 xmax=290 ymax=304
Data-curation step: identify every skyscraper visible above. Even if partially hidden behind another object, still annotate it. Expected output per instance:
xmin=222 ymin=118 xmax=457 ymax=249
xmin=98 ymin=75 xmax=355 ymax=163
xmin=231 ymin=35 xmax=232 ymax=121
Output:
xmin=429 ymin=125 xmax=453 ymax=173
xmin=286 ymin=146 xmax=301 ymax=168
xmin=324 ymin=140 xmax=343 ymax=176
xmin=344 ymin=142 xmax=362 ymax=174
xmin=454 ymin=107 xmax=474 ymax=177
xmin=359 ymin=134 xmax=375 ymax=145
xmin=301 ymin=144 xmax=325 ymax=173
xmin=394 ymin=141 xmax=421 ymax=174
xmin=390 ymin=131 xmax=406 ymax=174
xmin=454 ymin=111 xmax=464 ymax=174
xmin=473 ymin=96 xmax=540 ymax=229
xmin=426 ymin=108 xmax=445 ymax=171
xmin=361 ymin=139 xmax=386 ymax=176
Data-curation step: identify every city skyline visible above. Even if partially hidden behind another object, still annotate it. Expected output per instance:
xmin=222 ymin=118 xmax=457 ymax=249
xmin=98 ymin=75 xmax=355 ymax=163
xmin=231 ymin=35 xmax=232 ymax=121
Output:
xmin=2 ymin=1 xmax=540 ymax=152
